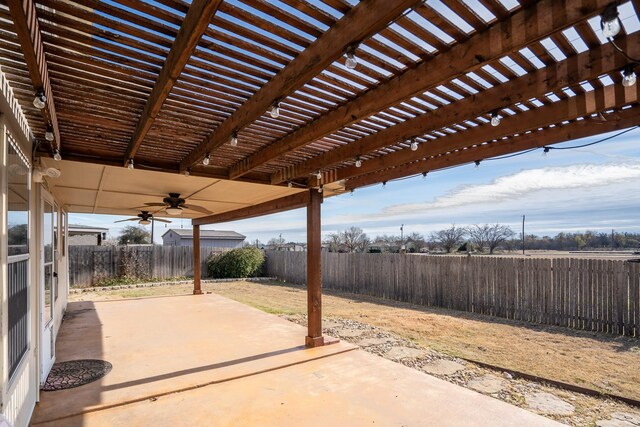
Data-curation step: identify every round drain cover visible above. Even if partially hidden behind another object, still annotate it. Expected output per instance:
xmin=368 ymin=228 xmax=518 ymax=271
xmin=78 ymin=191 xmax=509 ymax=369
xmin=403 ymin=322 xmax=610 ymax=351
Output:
xmin=42 ymin=359 xmax=112 ymax=391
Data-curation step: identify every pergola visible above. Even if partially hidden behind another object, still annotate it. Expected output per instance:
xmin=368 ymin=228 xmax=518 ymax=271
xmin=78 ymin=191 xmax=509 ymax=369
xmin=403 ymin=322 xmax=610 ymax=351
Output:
xmin=1 ymin=0 xmax=639 ymax=347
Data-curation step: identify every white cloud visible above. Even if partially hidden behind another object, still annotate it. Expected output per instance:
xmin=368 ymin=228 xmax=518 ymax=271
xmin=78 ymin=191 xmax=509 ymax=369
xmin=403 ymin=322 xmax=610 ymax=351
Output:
xmin=382 ymin=162 xmax=640 ymax=215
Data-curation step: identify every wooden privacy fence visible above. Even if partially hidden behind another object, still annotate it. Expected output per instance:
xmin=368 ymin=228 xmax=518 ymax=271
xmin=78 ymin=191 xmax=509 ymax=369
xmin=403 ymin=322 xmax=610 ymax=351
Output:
xmin=265 ymin=251 xmax=640 ymax=337
xmin=68 ymin=245 xmax=227 ymax=287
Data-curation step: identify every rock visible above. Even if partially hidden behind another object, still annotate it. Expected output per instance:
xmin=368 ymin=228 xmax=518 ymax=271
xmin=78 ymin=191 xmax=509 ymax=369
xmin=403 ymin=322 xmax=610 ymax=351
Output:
xmin=422 ymin=359 xmax=466 ymax=376
xmin=384 ymin=346 xmax=428 ymax=361
xmin=357 ymin=337 xmax=396 ymax=347
xmin=338 ymin=328 xmax=365 ymax=338
xmin=467 ymin=375 xmax=506 ymax=394
xmin=525 ymin=392 xmax=575 ymax=416
xmin=322 ymin=319 xmax=342 ymax=329
xmin=596 ymin=412 xmax=640 ymax=427
xmin=503 ymin=372 xmax=513 ymax=380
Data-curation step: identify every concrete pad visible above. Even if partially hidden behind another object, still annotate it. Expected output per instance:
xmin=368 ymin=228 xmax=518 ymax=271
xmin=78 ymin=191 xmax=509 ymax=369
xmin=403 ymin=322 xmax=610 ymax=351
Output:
xmin=525 ymin=392 xmax=575 ymax=416
xmin=596 ymin=412 xmax=640 ymax=427
xmin=32 ymin=294 xmax=353 ymax=424
xmin=384 ymin=346 xmax=428 ymax=360
xmin=39 ymin=349 xmax=562 ymax=427
xmin=422 ymin=359 xmax=466 ymax=375
xmin=32 ymin=294 xmax=563 ymax=427
xmin=467 ymin=375 xmax=506 ymax=394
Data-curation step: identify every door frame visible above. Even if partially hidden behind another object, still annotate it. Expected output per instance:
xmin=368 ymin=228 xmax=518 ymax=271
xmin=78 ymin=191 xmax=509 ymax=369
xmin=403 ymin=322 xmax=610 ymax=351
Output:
xmin=39 ymin=188 xmax=56 ymax=382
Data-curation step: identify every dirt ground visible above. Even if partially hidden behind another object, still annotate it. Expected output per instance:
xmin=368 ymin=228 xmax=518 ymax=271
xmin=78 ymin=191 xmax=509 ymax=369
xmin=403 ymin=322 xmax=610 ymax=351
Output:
xmin=71 ymin=280 xmax=640 ymax=426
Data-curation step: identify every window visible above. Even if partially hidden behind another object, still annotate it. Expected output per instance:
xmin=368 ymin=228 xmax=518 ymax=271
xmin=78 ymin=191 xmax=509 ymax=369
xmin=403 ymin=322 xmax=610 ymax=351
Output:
xmin=6 ymin=133 xmax=30 ymax=379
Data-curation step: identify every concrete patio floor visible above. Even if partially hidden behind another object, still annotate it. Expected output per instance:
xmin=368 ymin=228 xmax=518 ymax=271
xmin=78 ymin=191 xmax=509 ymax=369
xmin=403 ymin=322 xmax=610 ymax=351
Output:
xmin=31 ymin=293 xmax=563 ymax=426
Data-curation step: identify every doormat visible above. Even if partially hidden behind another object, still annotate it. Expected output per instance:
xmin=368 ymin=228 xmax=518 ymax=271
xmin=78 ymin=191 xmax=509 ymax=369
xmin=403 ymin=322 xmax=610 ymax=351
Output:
xmin=42 ymin=359 xmax=112 ymax=391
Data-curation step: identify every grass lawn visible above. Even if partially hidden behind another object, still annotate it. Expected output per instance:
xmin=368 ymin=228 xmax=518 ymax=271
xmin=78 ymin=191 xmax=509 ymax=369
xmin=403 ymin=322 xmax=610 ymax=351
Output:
xmin=71 ymin=280 xmax=640 ymax=401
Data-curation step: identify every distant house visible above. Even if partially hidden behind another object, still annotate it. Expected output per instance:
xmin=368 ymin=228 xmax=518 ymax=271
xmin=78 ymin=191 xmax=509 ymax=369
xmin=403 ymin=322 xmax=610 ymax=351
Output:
xmin=162 ymin=228 xmax=246 ymax=248
xmin=69 ymin=224 xmax=109 ymax=246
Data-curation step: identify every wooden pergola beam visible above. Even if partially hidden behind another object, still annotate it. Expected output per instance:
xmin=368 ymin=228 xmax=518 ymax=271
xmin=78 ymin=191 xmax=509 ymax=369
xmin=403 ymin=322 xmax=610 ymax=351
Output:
xmin=330 ymin=78 xmax=640 ymax=184
xmin=7 ymin=0 xmax=60 ymax=147
xmin=192 ymin=191 xmax=310 ymax=226
xmin=123 ymin=0 xmax=223 ymax=164
xmin=344 ymin=104 xmax=640 ymax=190
xmin=273 ymin=34 xmax=640 ymax=185
xmin=179 ymin=0 xmax=424 ymax=172
xmin=230 ymin=0 xmax=612 ymax=180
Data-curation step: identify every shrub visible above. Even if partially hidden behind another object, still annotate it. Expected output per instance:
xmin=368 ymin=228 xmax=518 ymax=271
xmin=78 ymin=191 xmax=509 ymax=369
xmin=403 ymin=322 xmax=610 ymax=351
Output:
xmin=206 ymin=247 xmax=265 ymax=279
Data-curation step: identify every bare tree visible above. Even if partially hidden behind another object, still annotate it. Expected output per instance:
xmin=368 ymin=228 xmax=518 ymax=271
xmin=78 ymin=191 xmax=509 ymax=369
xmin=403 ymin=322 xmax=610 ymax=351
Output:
xmin=468 ymin=223 xmax=515 ymax=254
xmin=267 ymin=234 xmax=285 ymax=250
xmin=341 ymin=226 xmax=369 ymax=253
xmin=324 ymin=232 xmax=342 ymax=252
xmin=431 ymin=224 xmax=466 ymax=253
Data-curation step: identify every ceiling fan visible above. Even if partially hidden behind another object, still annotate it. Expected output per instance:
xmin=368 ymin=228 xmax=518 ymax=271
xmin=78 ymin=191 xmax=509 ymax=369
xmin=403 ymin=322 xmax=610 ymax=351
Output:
xmin=143 ymin=192 xmax=212 ymax=216
xmin=114 ymin=211 xmax=172 ymax=226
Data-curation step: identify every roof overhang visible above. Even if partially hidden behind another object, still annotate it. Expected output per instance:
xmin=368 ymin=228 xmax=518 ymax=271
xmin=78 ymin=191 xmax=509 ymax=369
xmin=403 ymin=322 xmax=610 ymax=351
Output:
xmin=41 ymin=158 xmax=344 ymax=219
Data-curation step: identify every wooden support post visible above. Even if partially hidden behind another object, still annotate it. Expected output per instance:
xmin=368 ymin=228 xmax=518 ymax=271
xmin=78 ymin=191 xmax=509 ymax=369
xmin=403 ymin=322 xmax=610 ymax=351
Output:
xmin=193 ymin=224 xmax=203 ymax=295
xmin=305 ymin=189 xmax=324 ymax=348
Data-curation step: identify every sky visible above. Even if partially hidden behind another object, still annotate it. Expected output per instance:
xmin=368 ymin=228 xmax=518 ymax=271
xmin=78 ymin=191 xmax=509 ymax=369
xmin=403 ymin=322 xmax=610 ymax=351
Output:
xmin=69 ymin=126 xmax=640 ymax=245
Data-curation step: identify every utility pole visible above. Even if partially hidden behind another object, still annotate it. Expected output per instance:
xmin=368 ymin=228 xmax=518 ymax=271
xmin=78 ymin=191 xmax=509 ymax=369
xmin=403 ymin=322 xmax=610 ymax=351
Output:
xmin=400 ymin=224 xmax=404 ymax=243
xmin=522 ymin=215 xmax=526 ymax=255
xmin=611 ymin=229 xmax=615 ymax=249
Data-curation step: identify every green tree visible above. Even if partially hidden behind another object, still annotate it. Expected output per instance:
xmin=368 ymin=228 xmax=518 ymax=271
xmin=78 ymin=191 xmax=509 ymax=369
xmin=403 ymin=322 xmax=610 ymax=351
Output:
xmin=117 ymin=226 xmax=150 ymax=245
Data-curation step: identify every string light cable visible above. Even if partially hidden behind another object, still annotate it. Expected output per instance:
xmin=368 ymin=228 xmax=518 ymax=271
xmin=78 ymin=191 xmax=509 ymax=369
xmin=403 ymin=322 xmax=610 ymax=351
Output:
xmin=354 ymin=125 xmax=640 ymax=190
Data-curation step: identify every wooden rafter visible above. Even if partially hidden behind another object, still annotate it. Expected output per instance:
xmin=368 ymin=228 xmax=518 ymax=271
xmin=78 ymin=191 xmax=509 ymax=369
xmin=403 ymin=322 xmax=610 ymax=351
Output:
xmin=122 ymin=0 xmax=223 ymax=164
xmin=192 ymin=191 xmax=310 ymax=226
xmin=344 ymin=103 xmax=640 ymax=190
xmin=7 ymin=0 xmax=60 ymax=148
xmin=274 ymin=33 xmax=640 ymax=185
xmin=229 ymin=0 xmax=613 ymax=180
xmin=179 ymin=0 xmax=425 ymax=172
xmin=334 ymin=82 xmax=639 ymax=186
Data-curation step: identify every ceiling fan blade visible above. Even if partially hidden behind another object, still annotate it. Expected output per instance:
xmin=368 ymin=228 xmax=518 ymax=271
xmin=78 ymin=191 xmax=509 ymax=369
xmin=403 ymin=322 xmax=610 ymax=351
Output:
xmin=144 ymin=202 xmax=167 ymax=207
xmin=114 ymin=218 xmax=139 ymax=223
xmin=182 ymin=204 xmax=212 ymax=214
xmin=151 ymin=218 xmax=172 ymax=223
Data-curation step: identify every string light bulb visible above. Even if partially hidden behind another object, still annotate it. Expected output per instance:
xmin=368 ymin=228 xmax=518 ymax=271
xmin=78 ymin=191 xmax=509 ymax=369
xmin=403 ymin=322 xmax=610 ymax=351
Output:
xmin=543 ymin=147 xmax=550 ymax=157
xmin=45 ymin=126 xmax=54 ymax=142
xmin=287 ymin=181 xmax=293 ymax=188
xmin=355 ymin=156 xmax=362 ymax=168
xmin=184 ymin=168 xmax=191 ymax=177
xmin=202 ymin=153 xmax=210 ymax=165
xmin=315 ymin=171 xmax=322 ymax=180
xmin=230 ymin=131 xmax=238 ymax=147
xmin=410 ymin=138 xmax=419 ymax=151
xmin=318 ymin=185 xmax=323 ymax=194
xmin=33 ymin=89 xmax=46 ymax=109
xmin=474 ymin=160 xmax=481 ymax=169
xmin=269 ymin=102 xmax=280 ymax=118
xmin=127 ymin=158 xmax=134 ymax=170
xmin=422 ymin=172 xmax=428 ymax=180
xmin=53 ymin=149 xmax=62 ymax=162
xmin=601 ymin=3 xmax=621 ymax=39
xmin=622 ymin=64 xmax=637 ymax=87
xmin=345 ymin=47 xmax=357 ymax=69
xmin=490 ymin=111 xmax=501 ymax=127
xmin=382 ymin=181 xmax=387 ymax=189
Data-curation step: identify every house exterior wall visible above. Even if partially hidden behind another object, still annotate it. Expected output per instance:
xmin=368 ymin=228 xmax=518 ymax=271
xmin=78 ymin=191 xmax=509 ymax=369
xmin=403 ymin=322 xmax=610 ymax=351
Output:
xmin=68 ymin=233 xmax=100 ymax=246
xmin=162 ymin=230 xmax=244 ymax=248
xmin=0 ymin=70 xmax=68 ymax=427
xmin=1 ymin=108 xmax=38 ymax=427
